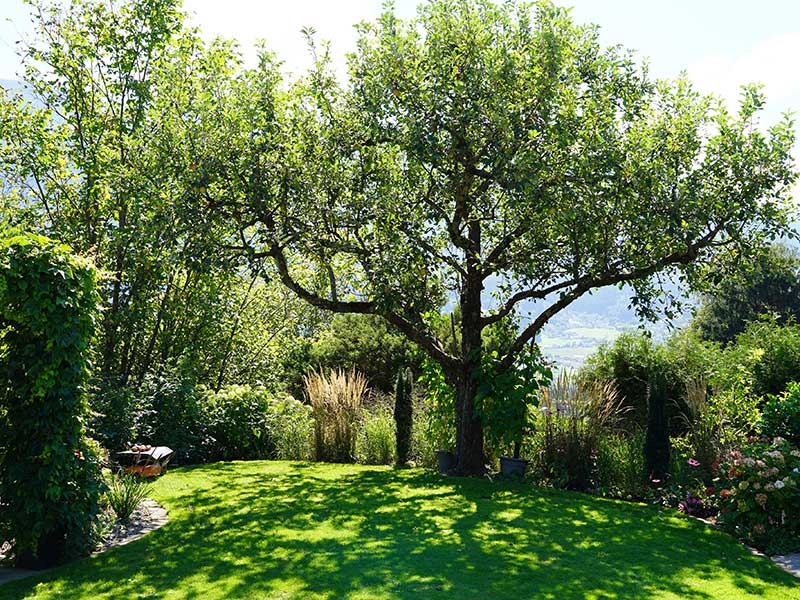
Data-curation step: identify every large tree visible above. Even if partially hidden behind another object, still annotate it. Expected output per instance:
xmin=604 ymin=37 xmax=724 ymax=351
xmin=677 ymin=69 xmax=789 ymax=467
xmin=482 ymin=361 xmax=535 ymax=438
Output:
xmin=694 ymin=243 xmax=800 ymax=344
xmin=191 ymin=0 xmax=796 ymax=474
xmin=0 ymin=0 xmax=320 ymax=391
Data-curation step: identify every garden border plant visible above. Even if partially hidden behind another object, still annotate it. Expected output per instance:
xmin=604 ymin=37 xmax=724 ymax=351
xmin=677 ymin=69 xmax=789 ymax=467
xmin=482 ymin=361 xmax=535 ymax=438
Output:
xmin=0 ymin=233 xmax=103 ymax=568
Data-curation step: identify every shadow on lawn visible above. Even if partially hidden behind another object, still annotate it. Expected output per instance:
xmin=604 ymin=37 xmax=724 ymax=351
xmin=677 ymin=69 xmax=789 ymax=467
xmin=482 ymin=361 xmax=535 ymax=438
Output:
xmin=2 ymin=462 xmax=798 ymax=599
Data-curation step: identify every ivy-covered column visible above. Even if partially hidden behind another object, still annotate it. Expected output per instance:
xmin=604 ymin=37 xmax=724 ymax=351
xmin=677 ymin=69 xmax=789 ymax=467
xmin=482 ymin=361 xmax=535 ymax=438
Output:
xmin=0 ymin=233 xmax=103 ymax=568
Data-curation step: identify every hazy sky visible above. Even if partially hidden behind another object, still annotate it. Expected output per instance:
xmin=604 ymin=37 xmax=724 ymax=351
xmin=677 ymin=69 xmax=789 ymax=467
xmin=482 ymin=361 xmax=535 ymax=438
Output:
xmin=2 ymin=1 xmax=800 ymax=116
xmin=1 ymin=0 xmax=799 ymax=179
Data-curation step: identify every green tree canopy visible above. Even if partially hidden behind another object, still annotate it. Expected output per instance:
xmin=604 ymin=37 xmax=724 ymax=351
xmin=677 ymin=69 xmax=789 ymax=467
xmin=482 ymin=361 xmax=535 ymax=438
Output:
xmin=693 ymin=243 xmax=800 ymax=344
xmin=0 ymin=0 xmax=319 ymax=392
xmin=188 ymin=0 xmax=796 ymax=473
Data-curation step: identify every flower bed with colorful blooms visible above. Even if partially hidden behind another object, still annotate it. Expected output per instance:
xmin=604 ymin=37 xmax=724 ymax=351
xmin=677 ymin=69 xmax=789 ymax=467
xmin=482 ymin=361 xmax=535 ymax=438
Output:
xmin=715 ymin=437 xmax=800 ymax=553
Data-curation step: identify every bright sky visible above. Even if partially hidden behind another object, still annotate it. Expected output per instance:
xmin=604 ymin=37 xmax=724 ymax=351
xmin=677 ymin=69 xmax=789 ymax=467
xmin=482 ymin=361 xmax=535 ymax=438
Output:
xmin=2 ymin=0 xmax=799 ymax=195
xmin=3 ymin=0 xmax=800 ymax=121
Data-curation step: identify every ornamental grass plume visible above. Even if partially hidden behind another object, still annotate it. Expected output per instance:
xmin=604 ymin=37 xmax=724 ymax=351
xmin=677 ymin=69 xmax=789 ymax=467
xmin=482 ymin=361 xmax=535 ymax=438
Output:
xmin=304 ymin=368 xmax=368 ymax=463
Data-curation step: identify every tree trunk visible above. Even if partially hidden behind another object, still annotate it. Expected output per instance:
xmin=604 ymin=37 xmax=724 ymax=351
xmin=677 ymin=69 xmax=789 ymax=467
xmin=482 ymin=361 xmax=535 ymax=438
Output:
xmin=454 ymin=218 xmax=486 ymax=475
xmin=454 ymin=372 xmax=485 ymax=475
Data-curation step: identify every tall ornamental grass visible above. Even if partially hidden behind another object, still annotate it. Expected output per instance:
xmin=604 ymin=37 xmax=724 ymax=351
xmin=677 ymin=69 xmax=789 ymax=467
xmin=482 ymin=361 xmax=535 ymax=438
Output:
xmin=305 ymin=369 xmax=367 ymax=462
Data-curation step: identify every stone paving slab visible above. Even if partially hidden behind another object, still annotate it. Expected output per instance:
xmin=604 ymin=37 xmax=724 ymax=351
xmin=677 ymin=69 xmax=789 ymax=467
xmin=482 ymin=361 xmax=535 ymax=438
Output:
xmin=0 ymin=498 xmax=168 ymax=586
xmin=772 ymin=553 xmax=800 ymax=578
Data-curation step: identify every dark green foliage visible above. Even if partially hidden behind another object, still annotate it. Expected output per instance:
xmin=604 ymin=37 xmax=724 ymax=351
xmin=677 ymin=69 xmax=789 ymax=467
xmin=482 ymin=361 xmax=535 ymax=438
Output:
xmin=532 ymin=414 xmax=597 ymax=491
xmin=89 ymin=376 xmax=145 ymax=452
xmin=527 ymin=374 xmax=627 ymax=492
xmin=135 ymin=364 xmax=209 ymax=464
xmin=477 ymin=344 xmax=551 ymax=458
xmin=309 ymin=314 xmax=419 ymax=393
xmin=695 ymin=244 xmax=800 ymax=344
xmin=644 ymin=373 xmax=671 ymax=480
xmin=0 ymin=233 xmax=103 ymax=566
xmin=581 ymin=330 xmax=716 ymax=431
xmin=594 ymin=432 xmax=647 ymax=499
xmin=582 ymin=333 xmax=655 ymax=427
xmin=717 ymin=318 xmax=800 ymax=398
xmin=417 ymin=358 xmax=456 ymax=453
xmin=760 ymin=381 xmax=800 ymax=445
xmin=203 ymin=385 xmax=276 ymax=461
xmin=394 ymin=368 xmax=414 ymax=466
xmin=355 ymin=403 xmax=396 ymax=465
xmin=203 ymin=385 xmax=312 ymax=461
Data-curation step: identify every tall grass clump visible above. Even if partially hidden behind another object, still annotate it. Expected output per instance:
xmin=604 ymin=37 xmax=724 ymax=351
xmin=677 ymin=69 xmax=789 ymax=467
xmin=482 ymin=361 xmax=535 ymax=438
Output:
xmin=305 ymin=368 xmax=367 ymax=462
xmin=356 ymin=402 xmax=396 ymax=465
xmin=678 ymin=379 xmax=723 ymax=475
xmin=271 ymin=396 xmax=314 ymax=461
xmin=529 ymin=371 xmax=629 ymax=491
xmin=105 ymin=471 xmax=152 ymax=521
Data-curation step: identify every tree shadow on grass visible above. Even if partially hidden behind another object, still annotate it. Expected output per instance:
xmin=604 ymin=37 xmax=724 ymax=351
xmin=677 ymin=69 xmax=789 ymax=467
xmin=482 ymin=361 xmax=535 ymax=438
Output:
xmin=1 ymin=461 xmax=798 ymax=599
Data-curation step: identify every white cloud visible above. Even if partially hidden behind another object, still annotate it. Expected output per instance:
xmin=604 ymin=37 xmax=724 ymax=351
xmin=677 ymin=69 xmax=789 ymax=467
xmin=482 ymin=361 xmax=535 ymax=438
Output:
xmin=688 ymin=33 xmax=800 ymax=214
xmin=687 ymin=32 xmax=800 ymax=111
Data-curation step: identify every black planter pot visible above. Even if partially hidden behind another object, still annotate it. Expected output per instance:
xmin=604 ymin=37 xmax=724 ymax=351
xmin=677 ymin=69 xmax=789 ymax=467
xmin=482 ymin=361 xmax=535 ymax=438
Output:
xmin=15 ymin=530 xmax=67 ymax=570
xmin=500 ymin=456 xmax=529 ymax=478
xmin=436 ymin=450 xmax=456 ymax=474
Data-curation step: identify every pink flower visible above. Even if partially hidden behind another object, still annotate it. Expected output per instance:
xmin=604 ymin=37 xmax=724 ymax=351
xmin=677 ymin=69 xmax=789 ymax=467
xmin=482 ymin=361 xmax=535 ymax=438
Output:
xmin=687 ymin=458 xmax=700 ymax=468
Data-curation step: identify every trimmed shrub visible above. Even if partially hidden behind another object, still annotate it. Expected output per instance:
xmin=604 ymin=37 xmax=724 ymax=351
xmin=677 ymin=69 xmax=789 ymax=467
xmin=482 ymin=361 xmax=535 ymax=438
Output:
xmin=0 ymin=233 xmax=103 ymax=566
xmin=356 ymin=402 xmax=396 ymax=465
xmin=644 ymin=373 xmax=671 ymax=481
xmin=394 ymin=368 xmax=413 ymax=466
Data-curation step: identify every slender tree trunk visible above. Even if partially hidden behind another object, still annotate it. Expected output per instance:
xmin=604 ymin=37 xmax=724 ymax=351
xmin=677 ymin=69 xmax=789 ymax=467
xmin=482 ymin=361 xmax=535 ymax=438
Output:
xmin=454 ymin=372 xmax=485 ymax=475
xmin=453 ymin=218 xmax=486 ymax=475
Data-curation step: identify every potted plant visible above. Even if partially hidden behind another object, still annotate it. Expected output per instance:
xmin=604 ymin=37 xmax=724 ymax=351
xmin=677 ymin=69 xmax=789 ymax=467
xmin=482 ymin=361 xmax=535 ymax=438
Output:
xmin=436 ymin=449 xmax=456 ymax=474
xmin=476 ymin=344 xmax=552 ymax=478
xmin=418 ymin=358 xmax=458 ymax=474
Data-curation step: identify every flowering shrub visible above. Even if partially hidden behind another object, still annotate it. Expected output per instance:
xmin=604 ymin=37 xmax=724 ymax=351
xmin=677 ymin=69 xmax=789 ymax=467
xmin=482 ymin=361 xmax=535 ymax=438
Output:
xmin=644 ymin=455 xmax=718 ymax=519
xmin=716 ymin=437 xmax=800 ymax=553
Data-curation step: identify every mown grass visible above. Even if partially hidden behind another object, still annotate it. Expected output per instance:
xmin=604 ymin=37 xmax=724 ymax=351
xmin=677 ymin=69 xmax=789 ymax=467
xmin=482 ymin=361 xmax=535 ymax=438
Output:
xmin=2 ymin=461 xmax=798 ymax=599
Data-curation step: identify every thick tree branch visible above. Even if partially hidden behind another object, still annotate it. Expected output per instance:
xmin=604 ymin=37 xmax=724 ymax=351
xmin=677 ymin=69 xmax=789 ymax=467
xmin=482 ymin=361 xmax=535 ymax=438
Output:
xmin=266 ymin=243 xmax=458 ymax=369
xmin=481 ymin=274 xmax=588 ymax=326
xmin=496 ymin=229 xmax=720 ymax=372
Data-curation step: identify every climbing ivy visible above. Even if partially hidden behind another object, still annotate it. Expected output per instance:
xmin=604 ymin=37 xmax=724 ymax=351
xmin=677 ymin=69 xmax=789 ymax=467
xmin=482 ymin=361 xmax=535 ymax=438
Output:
xmin=0 ymin=233 xmax=103 ymax=567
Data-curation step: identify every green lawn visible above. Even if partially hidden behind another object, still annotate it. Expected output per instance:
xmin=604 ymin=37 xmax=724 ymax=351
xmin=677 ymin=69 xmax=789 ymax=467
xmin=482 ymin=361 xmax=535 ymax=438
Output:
xmin=2 ymin=461 xmax=798 ymax=599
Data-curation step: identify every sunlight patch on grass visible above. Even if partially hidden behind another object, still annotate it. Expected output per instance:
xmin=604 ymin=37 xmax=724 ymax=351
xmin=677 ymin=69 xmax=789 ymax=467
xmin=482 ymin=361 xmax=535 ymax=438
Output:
xmin=0 ymin=461 xmax=797 ymax=599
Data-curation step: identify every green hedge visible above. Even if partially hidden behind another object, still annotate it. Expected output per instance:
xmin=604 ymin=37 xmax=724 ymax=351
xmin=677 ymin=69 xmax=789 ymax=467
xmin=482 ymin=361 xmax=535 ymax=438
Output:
xmin=0 ymin=233 xmax=102 ymax=567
